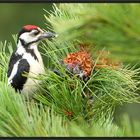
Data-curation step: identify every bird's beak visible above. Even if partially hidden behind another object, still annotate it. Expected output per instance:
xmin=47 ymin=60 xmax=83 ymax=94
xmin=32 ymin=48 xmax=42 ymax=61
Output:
xmin=39 ymin=31 xmax=58 ymax=40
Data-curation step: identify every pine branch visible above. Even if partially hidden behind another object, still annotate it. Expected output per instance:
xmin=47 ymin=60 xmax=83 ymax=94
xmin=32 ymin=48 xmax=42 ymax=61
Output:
xmin=44 ymin=4 xmax=140 ymax=65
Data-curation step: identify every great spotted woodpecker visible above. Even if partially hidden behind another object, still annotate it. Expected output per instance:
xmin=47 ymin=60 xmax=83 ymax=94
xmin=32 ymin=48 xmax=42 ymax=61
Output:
xmin=8 ymin=25 xmax=56 ymax=96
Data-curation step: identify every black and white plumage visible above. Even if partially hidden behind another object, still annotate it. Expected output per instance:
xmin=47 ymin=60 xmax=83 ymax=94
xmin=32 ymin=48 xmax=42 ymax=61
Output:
xmin=8 ymin=25 xmax=56 ymax=96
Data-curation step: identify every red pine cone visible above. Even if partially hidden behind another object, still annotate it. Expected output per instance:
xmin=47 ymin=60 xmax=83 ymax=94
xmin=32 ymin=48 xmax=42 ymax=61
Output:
xmin=63 ymin=50 xmax=93 ymax=77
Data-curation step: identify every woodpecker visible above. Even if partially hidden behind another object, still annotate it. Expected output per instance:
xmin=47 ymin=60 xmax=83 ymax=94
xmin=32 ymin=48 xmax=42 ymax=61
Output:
xmin=8 ymin=25 xmax=56 ymax=96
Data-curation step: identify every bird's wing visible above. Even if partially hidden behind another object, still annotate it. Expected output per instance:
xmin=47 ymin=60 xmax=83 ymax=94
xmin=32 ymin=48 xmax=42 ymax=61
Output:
xmin=7 ymin=51 xmax=22 ymax=78
xmin=8 ymin=51 xmax=30 ymax=91
xmin=10 ymin=59 xmax=30 ymax=92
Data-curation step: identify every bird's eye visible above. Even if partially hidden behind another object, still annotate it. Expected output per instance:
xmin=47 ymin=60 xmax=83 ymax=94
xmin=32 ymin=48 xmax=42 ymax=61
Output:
xmin=32 ymin=30 xmax=40 ymax=36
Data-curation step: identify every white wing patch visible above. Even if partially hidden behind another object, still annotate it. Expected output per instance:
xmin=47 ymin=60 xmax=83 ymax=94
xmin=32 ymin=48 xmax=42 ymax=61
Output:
xmin=8 ymin=61 xmax=20 ymax=85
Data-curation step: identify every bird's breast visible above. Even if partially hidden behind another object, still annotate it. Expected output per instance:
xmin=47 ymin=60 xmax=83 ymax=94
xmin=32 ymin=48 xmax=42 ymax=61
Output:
xmin=21 ymin=51 xmax=45 ymax=95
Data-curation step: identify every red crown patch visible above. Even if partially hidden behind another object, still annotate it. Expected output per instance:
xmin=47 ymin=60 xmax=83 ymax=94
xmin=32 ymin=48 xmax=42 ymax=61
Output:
xmin=23 ymin=25 xmax=38 ymax=31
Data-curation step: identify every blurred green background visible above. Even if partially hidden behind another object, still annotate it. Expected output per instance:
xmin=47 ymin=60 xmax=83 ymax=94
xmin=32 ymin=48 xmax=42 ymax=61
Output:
xmin=0 ymin=3 xmax=140 ymax=124
xmin=0 ymin=3 xmax=52 ymax=43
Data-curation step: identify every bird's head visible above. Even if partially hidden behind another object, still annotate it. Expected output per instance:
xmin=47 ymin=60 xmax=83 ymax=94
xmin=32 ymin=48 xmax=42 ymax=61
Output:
xmin=17 ymin=25 xmax=57 ymax=46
